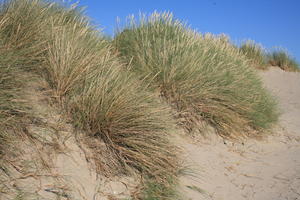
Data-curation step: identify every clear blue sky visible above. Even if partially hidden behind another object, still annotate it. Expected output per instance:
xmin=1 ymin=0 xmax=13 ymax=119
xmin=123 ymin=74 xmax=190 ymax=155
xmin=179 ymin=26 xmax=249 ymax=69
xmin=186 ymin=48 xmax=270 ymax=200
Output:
xmin=75 ymin=0 xmax=300 ymax=61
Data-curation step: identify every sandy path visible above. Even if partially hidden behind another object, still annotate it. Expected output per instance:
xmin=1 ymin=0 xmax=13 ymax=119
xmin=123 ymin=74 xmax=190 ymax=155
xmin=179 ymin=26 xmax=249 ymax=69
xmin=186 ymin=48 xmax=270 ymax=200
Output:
xmin=179 ymin=67 xmax=300 ymax=200
xmin=262 ymin=67 xmax=300 ymax=136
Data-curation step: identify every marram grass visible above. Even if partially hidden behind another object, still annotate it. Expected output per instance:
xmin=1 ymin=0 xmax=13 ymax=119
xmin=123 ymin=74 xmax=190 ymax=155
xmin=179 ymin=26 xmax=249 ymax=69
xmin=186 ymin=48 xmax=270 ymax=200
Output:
xmin=115 ymin=12 xmax=279 ymax=138
xmin=0 ymin=1 xmax=282 ymax=199
xmin=268 ymin=49 xmax=299 ymax=72
xmin=239 ymin=40 xmax=268 ymax=69
xmin=0 ymin=1 xmax=179 ymax=197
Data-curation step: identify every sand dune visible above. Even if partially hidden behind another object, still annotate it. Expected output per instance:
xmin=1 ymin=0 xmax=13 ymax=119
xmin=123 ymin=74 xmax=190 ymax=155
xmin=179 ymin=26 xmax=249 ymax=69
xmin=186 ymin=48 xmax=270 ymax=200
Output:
xmin=180 ymin=67 xmax=300 ymax=200
xmin=2 ymin=67 xmax=299 ymax=200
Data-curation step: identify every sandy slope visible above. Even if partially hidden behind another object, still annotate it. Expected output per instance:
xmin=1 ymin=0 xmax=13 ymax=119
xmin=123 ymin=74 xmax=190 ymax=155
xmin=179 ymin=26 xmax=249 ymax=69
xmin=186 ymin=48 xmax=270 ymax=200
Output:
xmin=2 ymin=67 xmax=299 ymax=200
xmin=179 ymin=67 xmax=300 ymax=200
xmin=0 ymin=77 xmax=138 ymax=200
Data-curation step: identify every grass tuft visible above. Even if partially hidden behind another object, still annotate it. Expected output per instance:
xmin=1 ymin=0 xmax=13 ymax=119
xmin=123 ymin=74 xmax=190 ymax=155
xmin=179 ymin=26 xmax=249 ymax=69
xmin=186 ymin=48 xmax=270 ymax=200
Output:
xmin=141 ymin=176 xmax=181 ymax=200
xmin=114 ymin=12 xmax=278 ymax=138
xmin=239 ymin=40 xmax=268 ymax=69
xmin=267 ymin=49 xmax=299 ymax=72
xmin=0 ymin=47 xmax=28 ymax=159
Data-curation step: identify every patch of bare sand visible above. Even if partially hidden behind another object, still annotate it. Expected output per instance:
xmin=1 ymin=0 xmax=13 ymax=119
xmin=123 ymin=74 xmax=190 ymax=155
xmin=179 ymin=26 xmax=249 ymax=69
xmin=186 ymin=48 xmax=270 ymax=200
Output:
xmin=179 ymin=67 xmax=300 ymax=200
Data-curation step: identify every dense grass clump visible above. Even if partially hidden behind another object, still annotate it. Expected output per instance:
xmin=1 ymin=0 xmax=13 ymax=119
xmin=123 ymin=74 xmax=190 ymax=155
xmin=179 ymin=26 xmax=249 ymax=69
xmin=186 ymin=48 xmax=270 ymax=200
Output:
xmin=0 ymin=49 xmax=19 ymax=160
xmin=0 ymin=46 xmax=34 ymax=200
xmin=0 ymin=36 xmax=30 ymax=162
xmin=115 ymin=12 xmax=278 ymax=137
xmin=239 ymin=40 xmax=268 ymax=69
xmin=0 ymin=0 xmax=179 ymax=196
xmin=0 ymin=12 xmax=32 ymax=195
xmin=268 ymin=49 xmax=299 ymax=72
xmin=142 ymin=176 xmax=180 ymax=200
